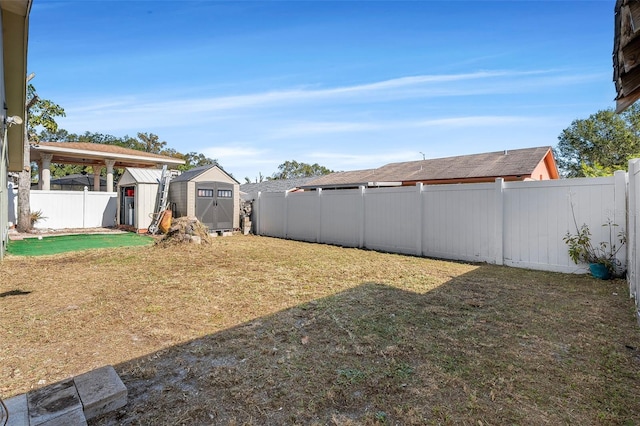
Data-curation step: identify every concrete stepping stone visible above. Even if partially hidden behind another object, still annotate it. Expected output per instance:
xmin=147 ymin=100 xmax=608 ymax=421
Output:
xmin=27 ymin=379 xmax=86 ymax=426
xmin=74 ymin=365 xmax=127 ymax=421
xmin=4 ymin=394 xmax=28 ymax=426
xmin=3 ymin=365 xmax=126 ymax=426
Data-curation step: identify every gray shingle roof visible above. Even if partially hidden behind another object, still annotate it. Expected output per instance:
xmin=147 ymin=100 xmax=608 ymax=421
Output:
xmin=304 ymin=146 xmax=555 ymax=188
xmin=240 ymin=177 xmax=318 ymax=194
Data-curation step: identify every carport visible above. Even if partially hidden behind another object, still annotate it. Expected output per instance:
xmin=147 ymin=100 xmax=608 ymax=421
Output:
xmin=30 ymin=142 xmax=184 ymax=192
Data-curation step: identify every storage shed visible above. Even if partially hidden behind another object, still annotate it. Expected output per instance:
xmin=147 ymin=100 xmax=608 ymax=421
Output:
xmin=169 ymin=164 xmax=240 ymax=231
xmin=117 ymin=168 xmax=163 ymax=233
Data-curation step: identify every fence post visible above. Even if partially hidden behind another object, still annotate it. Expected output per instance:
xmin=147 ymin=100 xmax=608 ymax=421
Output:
xmin=494 ymin=178 xmax=504 ymax=265
xmin=359 ymin=185 xmax=365 ymax=248
xmin=284 ymin=190 xmax=289 ymax=239
xmin=317 ymin=188 xmax=323 ymax=243
xmin=256 ymin=192 xmax=261 ymax=236
xmin=83 ymin=186 xmax=89 ymax=228
xmin=628 ymin=159 xmax=640 ymax=313
xmin=416 ymin=183 xmax=423 ymax=256
xmin=614 ymin=170 xmax=627 ymax=272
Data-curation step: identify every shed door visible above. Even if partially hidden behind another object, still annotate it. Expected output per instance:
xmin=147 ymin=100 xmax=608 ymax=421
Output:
xmin=195 ymin=182 xmax=234 ymax=231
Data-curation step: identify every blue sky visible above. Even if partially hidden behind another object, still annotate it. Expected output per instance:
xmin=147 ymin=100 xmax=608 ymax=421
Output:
xmin=28 ymin=0 xmax=616 ymax=181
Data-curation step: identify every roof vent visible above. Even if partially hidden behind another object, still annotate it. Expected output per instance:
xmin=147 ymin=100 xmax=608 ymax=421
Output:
xmin=504 ymin=149 xmax=508 ymax=155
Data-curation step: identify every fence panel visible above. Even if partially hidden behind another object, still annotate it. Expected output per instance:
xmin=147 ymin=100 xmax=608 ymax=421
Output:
xmin=24 ymin=189 xmax=117 ymax=229
xmin=256 ymin=192 xmax=286 ymax=238
xmin=363 ymin=186 xmax=419 ymax=255
xmin=86 ymin=191 xmax=118 ymax=228
xmin=422 ymin=183 xmax=497 ymax=263
xmin=286 ymin=191 xmax=321 ymax=242
xmin=503 ymin=177 xmax=623 ymax=273
xmin=319 ymin=188 xmax=363 ymax=247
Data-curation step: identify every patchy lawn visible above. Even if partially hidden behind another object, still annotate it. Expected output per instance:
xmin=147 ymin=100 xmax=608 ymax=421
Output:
xmin=1 ymin=235 xmax=639 ymax=425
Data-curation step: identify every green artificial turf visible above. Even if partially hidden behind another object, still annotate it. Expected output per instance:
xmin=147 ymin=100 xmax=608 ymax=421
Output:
xmin=7 ymin=233 xmax=153 ymax=256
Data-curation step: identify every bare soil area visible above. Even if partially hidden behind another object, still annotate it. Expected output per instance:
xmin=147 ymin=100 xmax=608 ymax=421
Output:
xmin=1 ymin=235 xmax=639 ymax=425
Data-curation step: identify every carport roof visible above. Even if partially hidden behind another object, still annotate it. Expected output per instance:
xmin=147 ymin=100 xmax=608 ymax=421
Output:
xmin=31 ymin=142 xmax=185 ymax=168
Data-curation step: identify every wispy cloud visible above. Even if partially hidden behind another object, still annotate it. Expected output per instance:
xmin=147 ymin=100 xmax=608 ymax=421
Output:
xmin=60 ymin=69 xmax=597 ymax=132
xmin=270 ymin=115 xmax=539 ymax=138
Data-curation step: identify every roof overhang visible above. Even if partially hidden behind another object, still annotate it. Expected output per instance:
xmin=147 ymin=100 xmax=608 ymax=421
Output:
xmin=301 ymin=181 xmax=403 ymax=190
xmin=2 ymin=0 xmax=31 ymax=171
xmin=30 ymin=143 xmax=185 ymax=168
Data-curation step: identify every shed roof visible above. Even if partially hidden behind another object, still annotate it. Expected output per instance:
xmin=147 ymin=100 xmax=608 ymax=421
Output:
xmin=304 ymin=146 xmax=558 ymax=188
xmin=119 ymin=168 xmax=163 ymax=185
xmin=171 ymin=163 xmax=239 ymax=184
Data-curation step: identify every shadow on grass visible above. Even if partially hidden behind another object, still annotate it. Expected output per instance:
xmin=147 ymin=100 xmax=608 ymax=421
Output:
xmin=0 ymin=289 xmax=32 ymax=298
xmin=92 ymin=266 xmax=640 ymax=426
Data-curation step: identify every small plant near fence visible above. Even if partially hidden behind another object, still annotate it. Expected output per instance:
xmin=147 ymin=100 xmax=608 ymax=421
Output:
xmin=30 ymin=210 xmax=47 ymax=227
xmin=563 ymin=218 xmax=626 ymax=279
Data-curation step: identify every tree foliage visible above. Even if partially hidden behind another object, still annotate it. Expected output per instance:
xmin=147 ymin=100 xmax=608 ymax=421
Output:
xmin=555 ymin=104 xmax=640 ymax=177
xmin=270 ymin=160 xmax=333 ymax=180
xmin=27 ymin=83 xmax=66 ymax=141
xmin=26 ymin=85 xmax=218 ymax=183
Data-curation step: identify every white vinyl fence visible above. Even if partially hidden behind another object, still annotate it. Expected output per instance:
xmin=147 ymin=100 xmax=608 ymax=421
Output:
xmin=9 ymin=185 xmax=117 ymax=229
xmin=628 ymin=159 xmax=640 ymax=320
xmin=254 ymin=171 xmax=628 ymax=276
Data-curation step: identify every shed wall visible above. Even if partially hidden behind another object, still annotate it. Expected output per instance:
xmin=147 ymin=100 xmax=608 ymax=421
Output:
xmin=188 ymin=168 xmax=240 ymax=229
xmin=169 ymin=181 xmax=189 ymax=218
xmin=136 ymin=183 xmax=158 ymax=231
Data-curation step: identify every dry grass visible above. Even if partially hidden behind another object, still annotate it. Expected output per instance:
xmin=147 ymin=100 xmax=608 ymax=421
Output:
xmin=1 ymin=235 xmax=639 ymax=425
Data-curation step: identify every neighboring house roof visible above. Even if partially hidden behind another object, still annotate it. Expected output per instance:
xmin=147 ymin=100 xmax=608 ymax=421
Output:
xmin=171 ymin=163 xmax=239 ymax=184
xmin=240 ymin=177 xmax=318 ymax=194
xmin=48 ymin=174 xmax=106 ymax=186
xmin=31 ymin=142 xmax=185 ymax=168
xmin=303 ymin=146 xmax=559 ymax=189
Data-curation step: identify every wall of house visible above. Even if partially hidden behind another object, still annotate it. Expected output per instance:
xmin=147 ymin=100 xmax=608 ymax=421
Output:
xmin=530 ymin=160 xmax=553 ymax=180
xmin=0 ymin=11 xmax=6 ymax=260
xmin=254 ymin=173 xmax=627 ymax=275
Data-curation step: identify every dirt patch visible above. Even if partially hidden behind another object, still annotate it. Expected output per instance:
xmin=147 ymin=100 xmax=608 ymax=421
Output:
xmin=1 ymin=236 xmax=639 ymax=425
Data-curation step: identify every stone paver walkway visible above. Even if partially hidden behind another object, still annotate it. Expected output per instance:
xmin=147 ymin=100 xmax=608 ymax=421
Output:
xmin=3 ymin=365 xmax=126 ymax=426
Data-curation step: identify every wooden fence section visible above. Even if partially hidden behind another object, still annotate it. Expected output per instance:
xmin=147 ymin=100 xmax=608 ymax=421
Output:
xmin=254 ymin=172 xmax=628 ymax=276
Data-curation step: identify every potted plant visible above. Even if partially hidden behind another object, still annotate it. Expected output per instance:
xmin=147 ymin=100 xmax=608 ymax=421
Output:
xmin=563 ymin=219 xmax=626 ymax=279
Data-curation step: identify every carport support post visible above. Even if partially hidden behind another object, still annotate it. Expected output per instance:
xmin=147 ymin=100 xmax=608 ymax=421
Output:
xmin=93 ymin=168 xmax=101 ymax=192
xmin=105 ymin=159 xmax=116 ymax=192
xmin=40 ymin=153 xmax=53 ymax=191
xmin=494 ymin=178 xmax=504 ymax=266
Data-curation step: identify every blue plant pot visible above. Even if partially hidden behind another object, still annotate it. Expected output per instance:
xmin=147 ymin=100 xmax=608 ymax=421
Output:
xmin=589 ymin=263 xmax=611 ymax=280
